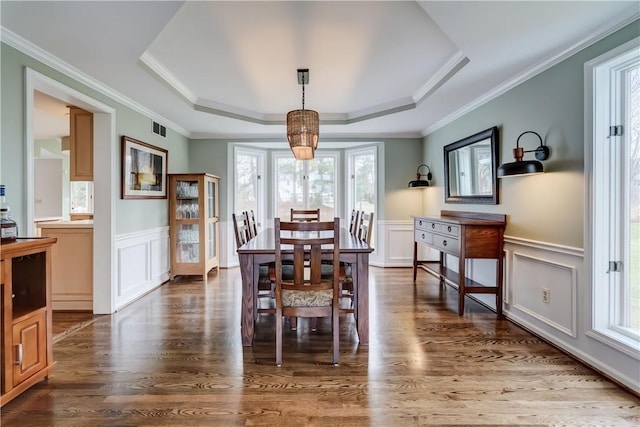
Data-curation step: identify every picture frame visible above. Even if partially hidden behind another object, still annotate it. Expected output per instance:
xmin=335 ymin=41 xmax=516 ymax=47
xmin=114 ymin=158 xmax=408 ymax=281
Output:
xmin=121 ymin=135 xmax=168 ymax=199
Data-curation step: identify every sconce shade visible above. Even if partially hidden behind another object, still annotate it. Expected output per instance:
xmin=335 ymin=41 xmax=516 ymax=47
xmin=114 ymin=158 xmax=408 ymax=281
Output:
xmin=497 ymin=159 xmax=544 ymax=177
xmin=287 ymin=109 xmax=319 ymax=161
xmin=497 ymin=131 xmax=550 ymax=178
xmin=408 ymin=164 xmax=432 ymax=188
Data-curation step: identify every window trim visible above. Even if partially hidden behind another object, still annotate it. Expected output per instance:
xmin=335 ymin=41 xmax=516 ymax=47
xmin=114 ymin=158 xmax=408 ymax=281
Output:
xmin=585 ymin=36 xmax=640 ymax=359
xmin=233 ymin=145 xmax=266 ymax=229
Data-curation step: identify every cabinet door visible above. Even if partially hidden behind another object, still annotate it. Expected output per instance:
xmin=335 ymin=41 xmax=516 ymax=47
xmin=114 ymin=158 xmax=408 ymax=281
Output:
xmin=70 ymin=107 xmax=94 ymax=181
xmin=12 ymin=310 xmax=47 ymax=386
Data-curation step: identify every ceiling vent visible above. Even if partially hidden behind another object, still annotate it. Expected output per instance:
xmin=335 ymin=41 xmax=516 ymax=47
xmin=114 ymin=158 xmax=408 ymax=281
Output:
xmin=152 ymin=120 xmax=166 ymax=137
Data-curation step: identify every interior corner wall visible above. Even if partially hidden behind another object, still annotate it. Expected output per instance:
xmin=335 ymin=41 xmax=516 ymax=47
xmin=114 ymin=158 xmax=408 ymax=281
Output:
xmin=1 ymin=42 xmax=190 ymax=236
xmin=423 ymin=21 xmax=639 ymax=248
xmin=421 ymin=20 xmax=640 ymax=394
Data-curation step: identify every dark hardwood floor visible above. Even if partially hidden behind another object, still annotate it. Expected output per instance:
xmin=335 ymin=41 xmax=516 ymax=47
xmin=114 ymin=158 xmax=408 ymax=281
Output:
xmin=1 ymin=267 xmax=638 ymax=426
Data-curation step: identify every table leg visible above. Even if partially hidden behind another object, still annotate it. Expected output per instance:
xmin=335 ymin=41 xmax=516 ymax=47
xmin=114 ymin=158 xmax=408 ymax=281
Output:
xmin=239 ymin=253 xmax=255 ymax=346
xmin=355 ymin=252 xmax=369 ymax=345
xmin=458 ymin=255 xmax=466 ymax=316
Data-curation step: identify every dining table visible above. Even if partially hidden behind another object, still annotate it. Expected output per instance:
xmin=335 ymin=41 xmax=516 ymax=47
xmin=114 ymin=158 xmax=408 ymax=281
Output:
xmin=237 ymin=227 xmax=374 ymax=346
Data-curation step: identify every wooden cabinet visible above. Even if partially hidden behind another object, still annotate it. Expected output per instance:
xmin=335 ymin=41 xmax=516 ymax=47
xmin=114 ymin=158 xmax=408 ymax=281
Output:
xmin=69 ymin=106 xmax=93 ymax=181
xmin=413 ymin=211 xmax=506 ymax=317
xmin=1 ymin=238 xmax=57 ymax=407
xmin=169 ymin=174 xmax=220 ymax=280
xmin=38 ymin=223 xmax=93 ymax=310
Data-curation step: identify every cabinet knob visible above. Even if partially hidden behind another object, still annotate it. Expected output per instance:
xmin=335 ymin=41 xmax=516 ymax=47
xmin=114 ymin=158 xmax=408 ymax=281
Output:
xmin=421 ymin=233 xmax=425 ymax=239
xmin=431 ymin=223 xmax=435 ymax=229
xmin=448 ymin=226 xmax=452 ymax=232
xmin=419 ymin=220 xmax=423 ymax=226
xmin=443 ymin=240 xmax=448 ymax=247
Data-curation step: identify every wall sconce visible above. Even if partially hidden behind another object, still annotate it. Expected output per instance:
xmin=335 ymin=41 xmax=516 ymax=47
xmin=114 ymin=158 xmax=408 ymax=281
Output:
xmin=408 ymin=164 xmax=432 ymax=188
xmin=497 ymin=131 xmax=551 ymax=178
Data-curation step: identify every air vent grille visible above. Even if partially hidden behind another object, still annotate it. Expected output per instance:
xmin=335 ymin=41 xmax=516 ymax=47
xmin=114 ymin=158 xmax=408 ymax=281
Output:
xmin=152 ymin=121 xmax=166 ymax=137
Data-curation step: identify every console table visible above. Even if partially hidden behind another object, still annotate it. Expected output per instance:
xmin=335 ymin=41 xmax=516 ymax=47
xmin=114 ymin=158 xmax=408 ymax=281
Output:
xmin=413 ymin=211 xmax=506 ymax=317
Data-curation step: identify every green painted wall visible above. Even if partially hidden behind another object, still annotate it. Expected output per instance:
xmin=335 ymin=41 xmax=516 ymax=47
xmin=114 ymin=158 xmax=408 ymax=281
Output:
xmin=187 ymin=140 xmax=229 ymax=219
xmin=383 ymin=138 xmax=424 ymax=220
xmin=423 ymin=20 xmax=640 ymax=248
xmin=1 ymin=43 xmax=190 ymax=235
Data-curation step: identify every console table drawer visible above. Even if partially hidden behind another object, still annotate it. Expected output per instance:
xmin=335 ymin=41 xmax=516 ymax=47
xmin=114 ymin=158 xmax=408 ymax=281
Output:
xmin=433 ymin=233 xmax=459 ymax=254
xmin=415 ymin=229 xmax=433 ymax=245
xmin=415 ymin=218 xmax=437 ymax=231
xmin=435 ymin=223 xmax=459 ymax=237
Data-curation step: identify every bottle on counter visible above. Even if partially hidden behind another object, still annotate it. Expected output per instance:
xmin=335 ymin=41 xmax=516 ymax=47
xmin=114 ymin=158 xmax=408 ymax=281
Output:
xmin=0 ymin=184 xmax=18 ymax=243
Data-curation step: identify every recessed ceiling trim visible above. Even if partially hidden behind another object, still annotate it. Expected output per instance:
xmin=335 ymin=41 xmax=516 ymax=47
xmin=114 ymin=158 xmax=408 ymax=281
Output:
xmin=142 ymin=49 xmax=469 ymax=126
xmin=413 ymin=52 xmax=469 ymax=105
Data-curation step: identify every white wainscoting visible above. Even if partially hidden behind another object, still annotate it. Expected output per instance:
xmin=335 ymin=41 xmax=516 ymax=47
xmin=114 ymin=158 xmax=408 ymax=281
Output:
xmin=503 ymin=237 xmax=582 ymax=339
xmin=115 ymin=226 xmax=169 ymax=310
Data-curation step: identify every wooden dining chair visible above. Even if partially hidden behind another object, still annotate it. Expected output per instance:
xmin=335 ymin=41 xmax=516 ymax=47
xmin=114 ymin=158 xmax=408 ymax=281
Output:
xmin=232 ymin=212 xmax=250 ymax=248
xmin=274 ymin=217 xmax=341 ymax=367
xmin=357 ymin=211 xmax=374 ymax=244
xmin=290 ymin=208 xmax=320 ymax=222
xmin=233 ymin=212 xmax=274 ymax=314
xmin=348 ymin=209 xmax=360 ymax=236
xmin=245 ymin=210 xmax=258 ymax=239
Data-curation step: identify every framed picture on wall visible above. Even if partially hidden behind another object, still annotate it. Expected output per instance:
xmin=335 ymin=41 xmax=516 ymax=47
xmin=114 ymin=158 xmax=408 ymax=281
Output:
xmin=121 ymin=135 xmax=168 ymax=199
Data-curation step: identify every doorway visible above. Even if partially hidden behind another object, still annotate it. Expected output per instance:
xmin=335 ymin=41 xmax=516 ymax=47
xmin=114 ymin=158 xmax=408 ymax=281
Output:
xmin=26 ymin=68 xmax=116 ymax=314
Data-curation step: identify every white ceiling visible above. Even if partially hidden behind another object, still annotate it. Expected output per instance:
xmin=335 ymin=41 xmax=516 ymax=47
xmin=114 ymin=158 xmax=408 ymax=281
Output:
xmin=3 ymin=1 xmax=638 ymax=140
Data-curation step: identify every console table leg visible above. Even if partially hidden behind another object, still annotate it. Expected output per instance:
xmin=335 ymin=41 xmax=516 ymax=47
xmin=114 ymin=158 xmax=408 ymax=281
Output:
xmin=458 ymin=256 xmax=465 ymax=316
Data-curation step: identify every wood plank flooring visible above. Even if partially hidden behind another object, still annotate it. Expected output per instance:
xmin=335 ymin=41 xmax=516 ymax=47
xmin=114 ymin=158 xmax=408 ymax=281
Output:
xmin=1 ymin=267 xmax=638 ymax=426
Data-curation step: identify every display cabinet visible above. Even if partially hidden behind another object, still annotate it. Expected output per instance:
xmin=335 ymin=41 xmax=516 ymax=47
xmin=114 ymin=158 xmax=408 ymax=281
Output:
xmin=1 ymin=237 xmax=57 ymax=407
xmin=169 ymin=173 xmax=220 ymax=280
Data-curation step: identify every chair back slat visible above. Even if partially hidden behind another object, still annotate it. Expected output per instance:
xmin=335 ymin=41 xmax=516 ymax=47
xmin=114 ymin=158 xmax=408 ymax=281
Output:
xmin=290 ymin=208 xmax=320 ymax=222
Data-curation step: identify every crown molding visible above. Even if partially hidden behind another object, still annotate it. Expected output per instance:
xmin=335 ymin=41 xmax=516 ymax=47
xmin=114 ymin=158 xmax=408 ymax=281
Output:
xmin=421 ymin=6 xmax=640 ymax=137
xmin=1 ymin=27 xmax=191 ymax=138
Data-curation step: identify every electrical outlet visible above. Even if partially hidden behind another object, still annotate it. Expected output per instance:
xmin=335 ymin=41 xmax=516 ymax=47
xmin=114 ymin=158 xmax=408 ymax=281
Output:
xmin=542 ymin=288 xmax=550 ymax=303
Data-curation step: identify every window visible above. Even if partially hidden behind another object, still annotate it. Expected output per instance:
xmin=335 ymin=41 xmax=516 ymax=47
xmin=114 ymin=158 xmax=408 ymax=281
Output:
xmin=234 ymin=147 xmax=265 ymax=229
xmin=70 ymin=181 xmax=93 ymax=213
xmin=274 ymin=152 xmax=338 ymax=221
xmin=587 ymin=38 xmax=640 ymax=353
xmin=347 ymin=146 xmax=377 ymax=219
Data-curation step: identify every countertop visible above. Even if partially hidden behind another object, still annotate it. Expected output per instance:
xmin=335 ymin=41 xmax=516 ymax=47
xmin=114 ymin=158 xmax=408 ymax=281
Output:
xmin=36 ymin=219 xmax=94 ymax=229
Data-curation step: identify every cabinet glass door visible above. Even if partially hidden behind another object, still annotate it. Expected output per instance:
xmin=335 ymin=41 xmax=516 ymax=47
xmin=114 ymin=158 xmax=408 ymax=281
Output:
xmin=208 ymin=223 xmax=216 ymax=260
xmin=176 ymin=224 xmax=199 ymax=263
xmin=207 ymin=180 xmax=216 ymax=218
xmin=175 ymin=180 xmax=200 ymax=219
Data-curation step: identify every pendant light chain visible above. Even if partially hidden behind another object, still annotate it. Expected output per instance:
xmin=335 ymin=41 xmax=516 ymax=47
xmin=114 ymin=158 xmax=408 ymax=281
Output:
xmin=302 ymin=83 xmax=306 ymax=110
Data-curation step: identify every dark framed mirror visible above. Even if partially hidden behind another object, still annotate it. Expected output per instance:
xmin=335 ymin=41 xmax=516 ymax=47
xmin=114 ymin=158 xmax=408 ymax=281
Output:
xmin=443 ymin=126 xmax=499 ymax=204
